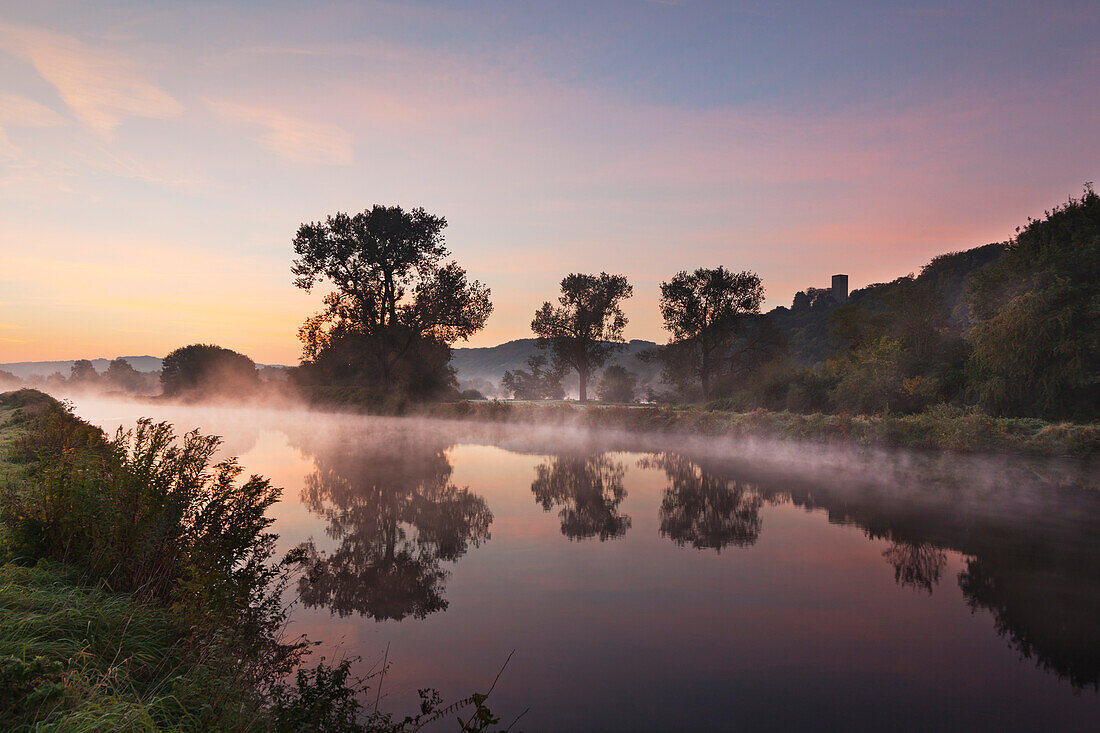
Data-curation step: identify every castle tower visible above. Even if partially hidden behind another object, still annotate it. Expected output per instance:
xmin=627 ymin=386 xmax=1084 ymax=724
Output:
xmin=832 ymin=274 xmax=848 ymax=304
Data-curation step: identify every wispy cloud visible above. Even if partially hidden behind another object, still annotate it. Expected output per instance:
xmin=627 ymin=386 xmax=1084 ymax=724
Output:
xmin=0 ymin=92 xmax=67 ymax=128
xmin=206 ymin=99 xmax=354 ymax=165
xmin=0 ymin=91 xmax=67 ymax=159
xmin=0 ymin=23 xmax=182 ymax=135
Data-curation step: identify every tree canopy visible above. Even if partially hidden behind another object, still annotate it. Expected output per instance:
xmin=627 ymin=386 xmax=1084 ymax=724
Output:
xmin=531 ymin=272 xmax=632 ymax=401
xmin=161 ymin=344 xmax=259 ymax=398
xmin=292 ymin=205 xmax=492 ymax=400
xmin=656 ymin=267 xmax=765 ymax=400
xmin=967 ymin=185 xmax=1100 ymax=420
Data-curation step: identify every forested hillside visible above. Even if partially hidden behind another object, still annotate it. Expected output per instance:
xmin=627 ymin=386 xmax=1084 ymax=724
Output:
xmin=768 ymin=242 xmax=1004 ymax=366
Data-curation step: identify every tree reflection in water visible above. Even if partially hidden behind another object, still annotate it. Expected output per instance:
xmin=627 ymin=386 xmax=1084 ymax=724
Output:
xmin=531 ymin=454 xmax=631 ymax=540
xmin=882 ymin=541 xmax=948 ymax=593
xmin=642 ymin=453 xmax=764 ymax=551
xmin=296 ymin=434 xmax=491 ymax=621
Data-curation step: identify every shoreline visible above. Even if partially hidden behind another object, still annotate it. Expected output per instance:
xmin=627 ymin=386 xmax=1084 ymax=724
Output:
xmin=24 ymin=386 xmax=1100 ymax=459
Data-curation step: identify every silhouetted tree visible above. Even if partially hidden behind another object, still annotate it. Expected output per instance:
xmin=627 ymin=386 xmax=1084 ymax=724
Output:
xmin=656 ymin=267 xmax=764 ymax=401
xmin=69 ymin=359 xmax=100 ymax=386
xmin=531 ymin=454 xmax=630 ymax=540
xmin=501 ymin=354 xmax=566 ymax=400
xmin=595 ymin=365 xmax=637 ymax=403
xmin=292 ymin=205 xmax=492 ymax=400
xmin=105 ymin=358 xmax=145 ymax=393
xmin=160 ymin=344 xmax=259 ymax=398
xmin=531 ymin=273 xmax=632 ymax=401
xmin=642 ymin=453 xmax=763 ymax=551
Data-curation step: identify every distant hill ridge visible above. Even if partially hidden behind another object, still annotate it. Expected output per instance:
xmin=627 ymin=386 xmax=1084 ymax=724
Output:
xmin=0 ymin=356 xmax=164 ymax=380
xmin=0 ymin=356 xmax=290 ymax=380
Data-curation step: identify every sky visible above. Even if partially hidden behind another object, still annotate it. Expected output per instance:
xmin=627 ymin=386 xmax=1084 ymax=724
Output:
xmin=1 ymin=0 xmax=1098 ymax=364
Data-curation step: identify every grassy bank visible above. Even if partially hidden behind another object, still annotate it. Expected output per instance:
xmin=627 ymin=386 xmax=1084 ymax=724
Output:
xmin=0 ymin=389 xmax=505 ymax=731
xmin=0 ymin=390 xmax=267 ymax=730
xmin=299 ymin=388 xmax=1099 ymax=458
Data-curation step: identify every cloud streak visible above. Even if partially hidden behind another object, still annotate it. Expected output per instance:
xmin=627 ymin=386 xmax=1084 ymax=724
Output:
xmin=0 ymin=23 xmax=182 ymax=135
xmin=206 ymin=100 xmax=354 ymax=166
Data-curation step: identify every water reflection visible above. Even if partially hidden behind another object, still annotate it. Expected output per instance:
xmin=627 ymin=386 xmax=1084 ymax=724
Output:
xmin=531 ymin=453 xmax=631 ymax=540
xmin=959 ymin=553 xmax=1100 ymax=690
xmin=881 ymin=541 xmax=948 ymax=593
xmin=642 ymin=453 xmax=765 ymax=551
xmin=295 ymin=432 xmax=492 ymax=620
xmin=646 ymin=450 xmax=1100 ymax=691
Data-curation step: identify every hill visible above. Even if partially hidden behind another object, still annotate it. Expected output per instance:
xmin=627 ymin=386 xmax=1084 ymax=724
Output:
xmin=768 ymin=242 xmax=1004 ymax=365
xmin=451 ymin=338 xmax=662 ymax=397
xmin=0 ymin=355 xmax=164 ymax=380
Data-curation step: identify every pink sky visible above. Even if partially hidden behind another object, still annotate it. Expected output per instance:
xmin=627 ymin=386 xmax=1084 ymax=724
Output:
xmin=1 ymin=2 xmax=1097 ymax=363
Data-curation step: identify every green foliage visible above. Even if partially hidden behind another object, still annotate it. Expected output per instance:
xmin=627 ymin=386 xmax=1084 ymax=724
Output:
xmin=825 ymin=337 xmax=906 ymax=414
xmin=531 ymin=272 xmax=633 ymax=401
xmin=770 ymin=243 xmax=1003 ymax=366
xmin=968 ymin=185 xmax=1100 ymax=419
xmin=0 ymin=562 xmax=265 ymax=731
xmin=161 ymin=343 xmax=259 ymax=398
xmin=270 ymin=659 xmax=365 ymax=732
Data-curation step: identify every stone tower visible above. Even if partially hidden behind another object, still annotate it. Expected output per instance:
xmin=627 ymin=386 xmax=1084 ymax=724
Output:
xmin=832 ymin=274 xmax=848 ymax=304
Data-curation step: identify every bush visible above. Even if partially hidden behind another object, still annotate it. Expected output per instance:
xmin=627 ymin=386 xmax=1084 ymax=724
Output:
xmin=596 ymin=365 xmax=638 ymax=403
xmin=161 ymin=343 xmax=260 ymax=399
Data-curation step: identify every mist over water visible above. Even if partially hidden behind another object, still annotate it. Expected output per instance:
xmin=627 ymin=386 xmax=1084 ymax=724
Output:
xmin=68 ymin=396 xmax=1100 ymax=732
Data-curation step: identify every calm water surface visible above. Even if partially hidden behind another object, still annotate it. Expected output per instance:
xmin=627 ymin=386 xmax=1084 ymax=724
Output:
xmin=72 ymin=399 xmax=1100 ymax=732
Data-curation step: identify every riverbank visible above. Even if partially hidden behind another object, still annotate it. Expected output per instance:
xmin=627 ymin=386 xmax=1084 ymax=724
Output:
xmin=0 ymin=389 xmax=496 ymax=731
xmin=300 ymin=387 xmax=1100 ymax=458
xmin=0 ymin=390 xmax=267 ymax=729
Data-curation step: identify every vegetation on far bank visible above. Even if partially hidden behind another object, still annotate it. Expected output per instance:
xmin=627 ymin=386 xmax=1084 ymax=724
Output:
xmin=291 ymin=390 xmax=1098 ymax=459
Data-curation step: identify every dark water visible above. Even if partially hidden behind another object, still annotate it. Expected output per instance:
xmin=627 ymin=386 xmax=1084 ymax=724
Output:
xmin=73 ymin=399 xmax=1100 ymax=732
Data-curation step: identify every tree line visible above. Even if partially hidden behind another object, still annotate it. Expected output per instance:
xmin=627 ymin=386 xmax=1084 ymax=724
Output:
xmin=283 ymin=188 xmax=1092 ymax=420
xmin=20 ymin=188 xmax=1087 ymax=421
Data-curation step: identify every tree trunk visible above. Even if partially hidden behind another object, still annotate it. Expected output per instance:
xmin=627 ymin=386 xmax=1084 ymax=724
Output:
xmin=578 ymin=367 xmax=588 ymax=402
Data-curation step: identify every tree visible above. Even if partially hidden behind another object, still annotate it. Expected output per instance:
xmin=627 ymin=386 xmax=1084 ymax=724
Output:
xmin=501 ymin=354 xmax=566 ymax=400
xmin=105 ymin=358 xmax=145 ymax=393
xmin=69 ymin=359 xmax=100 ymax=386
xmin=595 ymin=365 xmax=637 ymax=403
xmin=531 ymin=273 xmax=633 ymax=402
xmin=656 ymin=267 xmax=764 ymax=400
xmin=161 ymin=344 xmax=259 ymax=398
xmin=292 ymin=205 xmax=492 ymax=400
xmin=967 ymin=185 xmax=1100 ymax=420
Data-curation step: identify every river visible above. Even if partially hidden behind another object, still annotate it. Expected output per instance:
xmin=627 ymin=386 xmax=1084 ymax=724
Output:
xmin=69 ymin=397 xmax=1100 ymax=731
